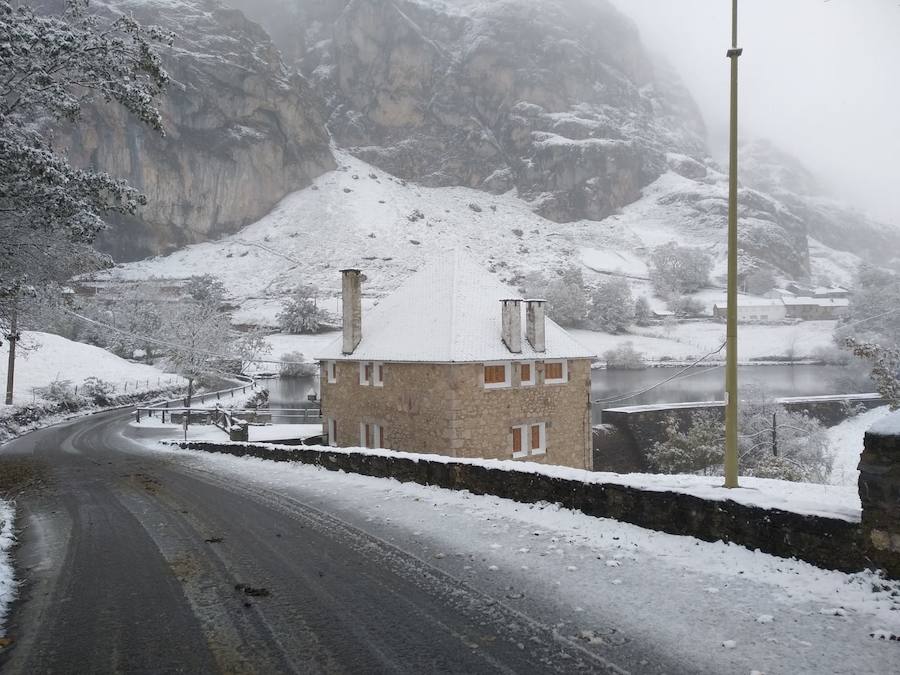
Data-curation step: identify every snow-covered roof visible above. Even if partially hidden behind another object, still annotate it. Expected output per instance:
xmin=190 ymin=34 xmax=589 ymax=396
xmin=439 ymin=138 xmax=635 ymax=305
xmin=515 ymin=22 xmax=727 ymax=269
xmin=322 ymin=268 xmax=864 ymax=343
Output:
xmin=317 ymin=253 xmax=595 ymax=363
xmin=782 ymin=297 xmax=849 ymax=307
xmin=712 ymin=298 xmax=785 ymax=309
xmin=812 ymin=286 xmax=849 ymax=295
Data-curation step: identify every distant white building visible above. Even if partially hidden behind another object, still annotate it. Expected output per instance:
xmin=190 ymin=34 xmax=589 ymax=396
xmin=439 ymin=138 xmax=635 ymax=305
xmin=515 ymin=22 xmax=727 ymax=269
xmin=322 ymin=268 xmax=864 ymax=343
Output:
xmin=782 ymin=297 xmax=850 ymax=320
xmin=713 ymin=295 xmax=850 ymax=322
xmin=713 ymin=298 xmax=787 ymax=323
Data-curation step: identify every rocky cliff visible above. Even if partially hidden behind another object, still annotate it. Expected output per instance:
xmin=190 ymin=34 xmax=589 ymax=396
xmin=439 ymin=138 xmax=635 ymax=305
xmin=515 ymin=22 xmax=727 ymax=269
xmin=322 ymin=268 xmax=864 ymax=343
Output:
xmin=68 ymin=0 xmax=897 ymax=278
xmin=60 ymin=0 xmax=335 ymax=260
xmin=230 ymin=0 xmax=707 ymax=224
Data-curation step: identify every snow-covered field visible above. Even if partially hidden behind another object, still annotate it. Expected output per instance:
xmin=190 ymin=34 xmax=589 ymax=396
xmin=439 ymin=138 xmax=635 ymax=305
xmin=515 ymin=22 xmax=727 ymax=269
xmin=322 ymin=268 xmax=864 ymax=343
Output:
xmin=0 ymin=332 xmax=184 ymax=407
xmin=0 ymin=499 xmax=14 ymax=635
xmin=141 ymin=439 xmax=900 ymax=673
xmin=827 ymin=406 xmax=894 ymax=487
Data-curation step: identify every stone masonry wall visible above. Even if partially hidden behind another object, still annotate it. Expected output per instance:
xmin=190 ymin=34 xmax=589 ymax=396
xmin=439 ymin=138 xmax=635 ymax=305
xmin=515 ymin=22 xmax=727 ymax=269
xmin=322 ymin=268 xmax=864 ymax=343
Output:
xmin=321 ymin=359 xmax=592 ymax=469
xmin=598 ymin=395 xmax=884 ymax=473
xmin=860 ymin=426 xmax=900 ymax=578
xmin=178 ymin=440 xmax=871 ymax=575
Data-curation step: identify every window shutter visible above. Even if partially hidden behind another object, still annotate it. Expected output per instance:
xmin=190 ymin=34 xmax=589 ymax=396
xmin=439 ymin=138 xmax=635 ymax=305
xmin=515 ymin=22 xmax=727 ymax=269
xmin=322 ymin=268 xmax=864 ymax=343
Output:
xmin=521 ymin=363 xmax=531 ymax=382
xmin=512 ymin=427 xmax=522 ymax=454
xmin=531 ymin=424 xmax=541 ymax=451
xmin=485 ymin=365 xmax=506 ymax=384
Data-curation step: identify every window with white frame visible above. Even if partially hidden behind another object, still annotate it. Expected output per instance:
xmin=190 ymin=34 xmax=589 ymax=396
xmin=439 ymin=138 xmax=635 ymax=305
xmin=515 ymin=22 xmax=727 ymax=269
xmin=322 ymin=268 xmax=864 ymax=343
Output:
xmin=373 ymin=362 xmax=384 ymax=387
xmin=483 ymin=362 xmax=511 ymax=389
xmin=512 ymin=422 xmax=546 ymax=458
xmin=519 ymin=361 xmax=535 ymax=386
xmin=358 ymin=362 xmax=383 ymax=387
xmin=359 ymin=422 xmax=383 ymax=449
xmin=325 ymin=361 xmax=337 ymax=384
xmin=327 ymin=418 xmax=338 ymax=447
xmin=543 ymin=359 xmax=568 ymax=384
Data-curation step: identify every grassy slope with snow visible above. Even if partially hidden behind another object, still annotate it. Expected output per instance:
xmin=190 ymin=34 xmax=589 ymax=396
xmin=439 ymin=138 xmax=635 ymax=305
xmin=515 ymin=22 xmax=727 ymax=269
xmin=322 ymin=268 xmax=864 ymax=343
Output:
xmin=103 ymin=152 xmax=859 ymax=359
xmin=0 ymin=331 xmax=184 ymax=407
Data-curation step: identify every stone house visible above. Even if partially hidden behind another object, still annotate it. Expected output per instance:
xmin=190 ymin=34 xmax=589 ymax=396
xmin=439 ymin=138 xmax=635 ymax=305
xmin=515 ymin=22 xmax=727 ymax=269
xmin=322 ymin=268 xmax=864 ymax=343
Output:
xmin=316 ymin=254 xmax=596 ymax=469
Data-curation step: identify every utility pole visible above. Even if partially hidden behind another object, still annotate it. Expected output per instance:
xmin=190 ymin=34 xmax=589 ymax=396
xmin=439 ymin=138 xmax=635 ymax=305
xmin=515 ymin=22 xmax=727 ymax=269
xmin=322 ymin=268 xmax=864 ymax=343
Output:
xmin=724 ymin=0 xmax=742 ymax=488
xmin=4 ymin=303 xmax=18 ymax=405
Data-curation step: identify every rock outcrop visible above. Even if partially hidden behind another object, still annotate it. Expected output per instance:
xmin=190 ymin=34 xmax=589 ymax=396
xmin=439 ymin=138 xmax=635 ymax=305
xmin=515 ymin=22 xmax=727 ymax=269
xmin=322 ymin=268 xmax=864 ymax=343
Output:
xmin=60 ymin=0 xmax=335 ymax=260
xmin=231 ymin=0 xmax=706 ymax=223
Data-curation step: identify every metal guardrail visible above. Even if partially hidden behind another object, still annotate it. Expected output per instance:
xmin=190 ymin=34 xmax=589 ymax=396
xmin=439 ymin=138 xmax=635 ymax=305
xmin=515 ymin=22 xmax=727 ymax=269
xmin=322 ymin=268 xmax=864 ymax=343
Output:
xmin=135 ymin=406 xmax=323 ymax=425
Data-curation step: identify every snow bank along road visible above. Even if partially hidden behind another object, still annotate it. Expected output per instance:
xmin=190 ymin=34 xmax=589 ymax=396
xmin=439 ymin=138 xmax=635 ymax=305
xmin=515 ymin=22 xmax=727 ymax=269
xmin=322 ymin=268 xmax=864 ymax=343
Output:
xmin=0 ymin=411 xmax=897 ymax=674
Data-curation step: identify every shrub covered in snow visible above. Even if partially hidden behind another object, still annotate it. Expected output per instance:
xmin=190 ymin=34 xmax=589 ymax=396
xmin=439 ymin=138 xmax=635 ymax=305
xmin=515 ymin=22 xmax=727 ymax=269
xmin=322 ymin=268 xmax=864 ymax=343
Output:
xmin=603 ymin=342 xmax=645 ymax=369
xmin=279 ymin=351 xmax=317 ymax=378
xmin=80 ymin=377 xmax=117 ymax=406
xmin=38 ymin=380 xmax=86 ymax=410
xmin=667 ymin=295 xmax=705 ymax=318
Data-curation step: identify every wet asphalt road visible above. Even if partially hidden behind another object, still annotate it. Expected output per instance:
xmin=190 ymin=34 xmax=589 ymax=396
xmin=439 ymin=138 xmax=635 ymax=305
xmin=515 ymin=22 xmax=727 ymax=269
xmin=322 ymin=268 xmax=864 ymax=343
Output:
xmin=0 ymin=409 xmax=688 ymax=674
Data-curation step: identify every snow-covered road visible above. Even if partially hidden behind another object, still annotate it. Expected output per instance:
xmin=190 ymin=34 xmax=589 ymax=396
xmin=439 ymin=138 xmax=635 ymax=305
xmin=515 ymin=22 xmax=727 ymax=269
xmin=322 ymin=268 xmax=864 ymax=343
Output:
xmin=2 ymin=408 xmax=897 ymax=673
xmin=153 ymin=441 xmax=900 ymax=674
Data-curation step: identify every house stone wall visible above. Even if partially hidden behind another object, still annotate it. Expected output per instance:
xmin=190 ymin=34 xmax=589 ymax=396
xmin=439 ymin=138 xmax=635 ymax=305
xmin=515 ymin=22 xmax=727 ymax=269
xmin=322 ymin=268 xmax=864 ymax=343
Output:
xmin=321 ymin=359 xmax=592 ymax=469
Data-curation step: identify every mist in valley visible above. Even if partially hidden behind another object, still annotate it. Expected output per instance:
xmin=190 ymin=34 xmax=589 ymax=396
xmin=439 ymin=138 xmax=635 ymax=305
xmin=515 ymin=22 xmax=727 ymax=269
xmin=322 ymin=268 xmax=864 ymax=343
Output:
xmin=615 ymin=0 xmax=900 ymax=228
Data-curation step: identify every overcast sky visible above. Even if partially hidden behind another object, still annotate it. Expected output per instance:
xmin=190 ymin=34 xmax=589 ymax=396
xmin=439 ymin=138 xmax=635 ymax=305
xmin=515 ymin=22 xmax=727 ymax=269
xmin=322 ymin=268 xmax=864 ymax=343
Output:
xmin=613 ymin=0 xmax=900 ymax=227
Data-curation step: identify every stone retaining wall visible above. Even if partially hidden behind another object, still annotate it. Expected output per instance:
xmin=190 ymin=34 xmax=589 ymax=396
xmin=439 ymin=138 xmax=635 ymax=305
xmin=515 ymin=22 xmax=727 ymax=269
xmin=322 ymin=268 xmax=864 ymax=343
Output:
xmin=178 ymin=440 xmax=873 ymax=575
xmin=861 ymin=426 xmax=900 ymax=578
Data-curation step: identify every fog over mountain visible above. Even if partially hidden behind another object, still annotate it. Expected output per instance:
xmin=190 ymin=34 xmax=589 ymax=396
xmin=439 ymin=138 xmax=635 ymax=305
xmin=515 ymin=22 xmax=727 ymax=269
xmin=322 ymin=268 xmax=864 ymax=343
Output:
xmin=616 ymin=0 xmax=900 ymax=228
xmin=61 ymin=0 xmax=898 ymax=281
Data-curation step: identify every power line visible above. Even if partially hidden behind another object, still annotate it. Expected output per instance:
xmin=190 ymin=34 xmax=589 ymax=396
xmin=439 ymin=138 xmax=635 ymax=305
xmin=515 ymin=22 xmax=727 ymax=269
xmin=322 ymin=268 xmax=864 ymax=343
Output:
xmin=592 ymin=340 xmax=727 ymax=406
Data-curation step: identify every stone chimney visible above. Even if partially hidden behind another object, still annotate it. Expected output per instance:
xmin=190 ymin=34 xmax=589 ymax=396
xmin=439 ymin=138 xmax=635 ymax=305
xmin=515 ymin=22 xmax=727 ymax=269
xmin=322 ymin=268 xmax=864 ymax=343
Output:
xmin=525 ymin=299 xmax=546 ymax=352
xmin=501 ymin=299 xmax=522 ymax=353
xmin=341 ymin=269 xmax=362 ymax=355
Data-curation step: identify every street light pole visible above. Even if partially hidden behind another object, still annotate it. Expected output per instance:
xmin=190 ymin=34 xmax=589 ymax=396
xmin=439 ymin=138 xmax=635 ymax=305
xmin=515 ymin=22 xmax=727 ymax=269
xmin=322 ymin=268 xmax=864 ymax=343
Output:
xmin=724 ymin=0 xmax=742 ymax=488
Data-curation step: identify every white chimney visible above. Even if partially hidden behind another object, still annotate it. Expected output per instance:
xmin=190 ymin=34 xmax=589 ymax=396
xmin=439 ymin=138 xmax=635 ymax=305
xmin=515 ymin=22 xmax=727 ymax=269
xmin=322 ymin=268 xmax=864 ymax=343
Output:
xmin=341 ymin=269 xmax=362 ymax=355
xmin=501 ymin=299 xmax=522 ymax=353
xmin=525 ymin=299 xmax=546 ymax=352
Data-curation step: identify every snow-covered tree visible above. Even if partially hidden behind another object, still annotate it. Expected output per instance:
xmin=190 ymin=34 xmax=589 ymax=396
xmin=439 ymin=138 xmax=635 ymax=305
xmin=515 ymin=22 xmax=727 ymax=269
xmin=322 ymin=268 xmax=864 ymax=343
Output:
xmin=589 ymin=278 xmax=634 ymax=333
xmin=184 ymin=275 xmax=227 ymax=306
xmin=543 ymin=267 xmax=588 ymax=328
xmin=634 ymin=296 xmax=652 ymax=326
xmin=837 ymin=266 xmax=900 ymax=349
xmin=162 ymin=302 xmax=233 ymax=396
xmin=649 ymin=243 xmax=712 ymax=299
xmin=0 ymin=0 xmax=172 ymax=329
xmin=277 ymin=285 xmax=332 ymax=334
xmin=844 ymin=339 xmax=900 ymax=411
xmin=648 ymin=399 xmax=833 ymax=483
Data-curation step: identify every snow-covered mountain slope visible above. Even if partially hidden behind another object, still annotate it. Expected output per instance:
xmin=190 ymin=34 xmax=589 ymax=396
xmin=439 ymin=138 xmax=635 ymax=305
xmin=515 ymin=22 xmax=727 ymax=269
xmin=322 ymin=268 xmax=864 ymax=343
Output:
xmin=102 ymin=150 xmax=866 ymax=325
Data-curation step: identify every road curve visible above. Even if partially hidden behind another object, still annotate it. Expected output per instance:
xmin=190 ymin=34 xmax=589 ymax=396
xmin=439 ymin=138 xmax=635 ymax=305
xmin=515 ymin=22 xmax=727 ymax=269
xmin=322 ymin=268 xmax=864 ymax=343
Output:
xmin=0 ymin=409 xmax=687 ymax=674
